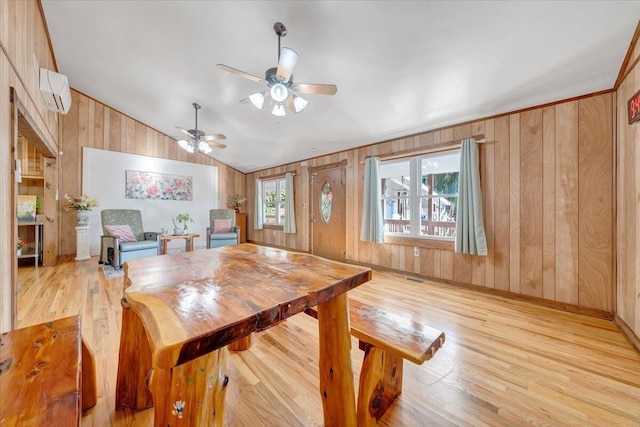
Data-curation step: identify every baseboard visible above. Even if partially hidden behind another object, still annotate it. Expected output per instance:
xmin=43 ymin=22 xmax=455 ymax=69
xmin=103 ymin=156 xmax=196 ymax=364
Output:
xmin=614 ymin=314 xmax=640 ymax=354
xmin=345 ymin=260 xmax=614 ymax=321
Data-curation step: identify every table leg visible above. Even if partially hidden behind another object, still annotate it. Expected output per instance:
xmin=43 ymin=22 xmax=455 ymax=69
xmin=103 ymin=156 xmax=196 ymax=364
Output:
xmin=116 ymin=300 xmax=154 ymax=410
xmin=317 ymin=293 xmax=357 ymax=426
xmin=162 ymin=240 xmax=168 ymax=255
xmin=149 ymin=347 xmax=229 ymax=427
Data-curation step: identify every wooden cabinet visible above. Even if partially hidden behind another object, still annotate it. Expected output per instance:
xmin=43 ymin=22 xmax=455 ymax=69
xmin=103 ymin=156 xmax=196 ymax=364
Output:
xmin=235 ymin=212 xmax=247 ymax=243
xmin=18 ymin=134 xmax=45 ymax=178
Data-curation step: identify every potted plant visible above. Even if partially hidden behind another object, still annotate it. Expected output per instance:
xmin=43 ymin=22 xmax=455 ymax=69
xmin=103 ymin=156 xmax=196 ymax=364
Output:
xmin=17 ymin=237 xmax=25 ymax=256
xmin=172 ymin=213 xmax=193 ymax=235
xmin=227 ymin=194 xmax=246 ymax=213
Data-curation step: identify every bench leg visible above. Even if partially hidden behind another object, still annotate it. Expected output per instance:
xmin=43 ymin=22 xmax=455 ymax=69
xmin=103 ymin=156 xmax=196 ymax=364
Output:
xmin=81 ymin=338 xmax=97 ymax=411
xmin=357 ymin=342 xmax=404 ymax=426
xmin=148 ymin=347 xmax=229 ymax=427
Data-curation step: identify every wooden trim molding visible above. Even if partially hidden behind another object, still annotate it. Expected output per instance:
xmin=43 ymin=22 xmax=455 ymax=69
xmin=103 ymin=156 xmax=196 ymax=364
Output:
xmin=37 ymin=0 xmax=59 ymax=72
xmin=614 ymin=314 xmax=640 ymax=354
xmin=383 ymin=235 xmax=455 ymax=251
xmin=309 ymin=159 xmax=347 ymax=172
xmin=614 ymin=20 xmax=640 ymax=90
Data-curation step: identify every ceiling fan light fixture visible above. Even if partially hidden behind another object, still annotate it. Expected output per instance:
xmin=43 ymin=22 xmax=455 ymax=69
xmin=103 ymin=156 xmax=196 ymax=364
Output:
xmin=270 ymin=83 xmax=288 ymax=103
xmin=249 ymin=92 xmax=265 ymax=109
xmin=197 ymin=140 xmax=213 ymax=154
xmin=177 ymin=139 xmax=191 ymax=151
xmin=272 ymin=103 xmax=286 ymax=117
xmin=293 ymin=95 xmax=308 ymax=112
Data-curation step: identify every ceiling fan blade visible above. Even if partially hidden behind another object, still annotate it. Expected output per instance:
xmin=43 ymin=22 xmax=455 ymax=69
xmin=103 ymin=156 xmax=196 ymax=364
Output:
xmin=286 ymin=94 xmax=297 ymax=113
xmin=276 ymin=47 xmax=298 ymax=83
xmin=239 ymin=97 xmax=250 ymax=104
xmin=207 ymin=140 xmax=227 ymax=149
xmin=217 ymin=64 xmax=265 ymax=83
xmin=204 ymin=134 xmax=226 ymax=141
xmin=292 ymin=83 xmax=338 ymax=95
xmin=175 ymin=126 xmax=194 ymax=137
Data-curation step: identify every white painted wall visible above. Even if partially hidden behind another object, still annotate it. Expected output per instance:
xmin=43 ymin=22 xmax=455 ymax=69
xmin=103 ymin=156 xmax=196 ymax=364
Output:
xmin=82 ymin=147 xmax=218 ymax=255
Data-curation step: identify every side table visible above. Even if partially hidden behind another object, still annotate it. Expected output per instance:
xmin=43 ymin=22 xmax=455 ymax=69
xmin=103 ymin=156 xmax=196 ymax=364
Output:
xmin=75 ymin=226 xmax=91 ymax=261
xmin=159 ymin=233 xmax=200 ymax=255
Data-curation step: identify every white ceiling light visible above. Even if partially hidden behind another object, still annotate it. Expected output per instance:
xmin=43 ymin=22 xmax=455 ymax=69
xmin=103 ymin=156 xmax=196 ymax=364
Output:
xmin=197 ymin=140 xmax=213 ymax=154
xmin=272 ymin=104 xmax=286 ymax=117
xmin=248 ymin=92 xmax=264 ymax=109
xmin=270 ymin=83 xmax=288 ymax=103
xmin=177 ymin=139 xmax=195 ymax=153
xmin=293 ymin=95 xmax=308 ymax=113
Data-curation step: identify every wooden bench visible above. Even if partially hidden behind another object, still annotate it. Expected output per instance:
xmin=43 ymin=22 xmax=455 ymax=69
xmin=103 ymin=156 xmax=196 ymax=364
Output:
xmin=305 ymin=299 xmax=445 ymax=426
xmin=0 ymin=316 xmax=97 ymax=426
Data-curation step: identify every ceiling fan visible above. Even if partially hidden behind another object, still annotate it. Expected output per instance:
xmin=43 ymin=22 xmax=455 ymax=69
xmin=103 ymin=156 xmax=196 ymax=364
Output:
xmin=175 ymin=103 xmax=226 ymax=154
xmin=217 ymin=22 xmax=337 ymax=117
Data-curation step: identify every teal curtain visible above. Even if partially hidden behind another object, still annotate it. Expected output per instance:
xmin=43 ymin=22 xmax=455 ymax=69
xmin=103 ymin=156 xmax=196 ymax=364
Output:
xmin=254 ymin=179 xmax=263 ymax=230
xmin=455 ymin=138 xmax=487 ymax=256
xmin=283 ymin=173 xmax=296 ymax=233
xmin=360 ymin=156 xmax=385 ymax=243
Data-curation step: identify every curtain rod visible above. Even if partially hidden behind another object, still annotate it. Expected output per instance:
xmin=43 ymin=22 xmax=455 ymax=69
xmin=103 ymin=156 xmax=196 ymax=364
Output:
xmin=362 ymin=134 xmax=486 ymax=163
xmin=257 ymin=171 xmax=296 ymax=180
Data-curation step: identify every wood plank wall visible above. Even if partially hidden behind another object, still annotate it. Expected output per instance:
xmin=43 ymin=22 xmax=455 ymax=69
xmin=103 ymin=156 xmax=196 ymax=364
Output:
xmin=57 ymin=89 xmax=246 ymax=256
xmin=246 ymin=93 xmax=614 ymax=313
xmin=1 ymin=0 xmax=60 ymax=332
xmin=616 ymin=45 xmax=640 ymax=339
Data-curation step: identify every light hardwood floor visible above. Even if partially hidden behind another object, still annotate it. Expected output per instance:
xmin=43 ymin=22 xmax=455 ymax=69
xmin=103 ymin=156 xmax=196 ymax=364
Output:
xmin=17 ymin=256 xmax=640 ymax=426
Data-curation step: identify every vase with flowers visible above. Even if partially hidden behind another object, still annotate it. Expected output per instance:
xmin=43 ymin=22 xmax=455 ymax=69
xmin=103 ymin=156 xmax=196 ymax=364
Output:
xmin=65 ymin=193 xmax=99 ymax=226
xmin=227 ymin=194 xmax=246 ymax=213
xmin=17 ymin=237 xmax=25 ymax=256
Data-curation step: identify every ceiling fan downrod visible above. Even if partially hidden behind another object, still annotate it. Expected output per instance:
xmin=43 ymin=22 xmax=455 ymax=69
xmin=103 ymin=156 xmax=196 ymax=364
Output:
xmin=274 ymin=22 xmax=287 ymax=63
xmin=192 ymin=102 xmax=201 ymax=133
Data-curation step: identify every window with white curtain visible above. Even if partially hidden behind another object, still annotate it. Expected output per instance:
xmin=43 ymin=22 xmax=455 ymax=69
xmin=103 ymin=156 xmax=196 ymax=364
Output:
xmin=262 ymin=177 xmax=286 ymax=226
xmin=380 ymin=149 xmax=460 ymax=239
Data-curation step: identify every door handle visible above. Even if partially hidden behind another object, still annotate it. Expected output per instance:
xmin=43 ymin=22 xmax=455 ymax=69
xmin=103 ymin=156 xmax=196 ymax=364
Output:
xmin=311 ymin=212 xmax=316 ymax=223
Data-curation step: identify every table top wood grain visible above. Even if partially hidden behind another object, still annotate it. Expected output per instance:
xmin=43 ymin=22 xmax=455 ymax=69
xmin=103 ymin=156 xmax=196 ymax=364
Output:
xmin=123 ymin=243 xmax=372 ymax=369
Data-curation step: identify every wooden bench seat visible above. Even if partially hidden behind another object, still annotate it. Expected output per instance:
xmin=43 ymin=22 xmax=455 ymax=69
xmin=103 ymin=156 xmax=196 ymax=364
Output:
xmin=0 ymin=316 xmax=97 ymax=426
xmin=348 ymin=299 xmax=445 ymax=425
xmin=305 ymin=299 xmax=445 ymax=426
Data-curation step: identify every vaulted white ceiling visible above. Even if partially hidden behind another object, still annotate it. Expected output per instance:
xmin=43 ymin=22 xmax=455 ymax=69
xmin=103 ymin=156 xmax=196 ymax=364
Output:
xmin=41 ymin=1 xmax=639 ymax=173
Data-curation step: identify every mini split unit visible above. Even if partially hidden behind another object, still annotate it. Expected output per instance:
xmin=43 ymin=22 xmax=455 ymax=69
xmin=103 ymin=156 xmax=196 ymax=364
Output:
xmin=39 ymin=68 xmax=71 ymax=114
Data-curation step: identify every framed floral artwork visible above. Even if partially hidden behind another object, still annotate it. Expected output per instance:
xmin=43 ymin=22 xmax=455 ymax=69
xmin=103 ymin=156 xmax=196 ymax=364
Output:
xmin=125 ymin=170 xmax=193 ymax=201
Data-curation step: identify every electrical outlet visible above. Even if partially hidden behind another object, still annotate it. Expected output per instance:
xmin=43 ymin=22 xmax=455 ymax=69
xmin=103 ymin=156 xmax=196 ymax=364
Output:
xmin=414 ymin=247 xmax=420 ymax=257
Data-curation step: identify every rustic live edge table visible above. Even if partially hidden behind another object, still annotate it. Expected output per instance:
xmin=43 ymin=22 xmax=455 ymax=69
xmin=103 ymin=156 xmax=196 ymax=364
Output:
xmin=115 ymin=243 xmax=372 ymax=426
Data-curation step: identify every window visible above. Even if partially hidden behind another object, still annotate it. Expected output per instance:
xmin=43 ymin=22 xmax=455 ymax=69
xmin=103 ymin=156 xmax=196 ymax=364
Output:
xmin=380 ymin=150 xmax=460 ymax=239
xmin=262 ymin=177 xmax=286 ymax=226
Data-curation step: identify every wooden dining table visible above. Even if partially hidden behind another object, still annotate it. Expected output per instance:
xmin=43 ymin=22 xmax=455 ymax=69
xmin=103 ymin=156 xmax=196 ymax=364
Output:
xmin=115 ymin=243 xmax=372 ymax=426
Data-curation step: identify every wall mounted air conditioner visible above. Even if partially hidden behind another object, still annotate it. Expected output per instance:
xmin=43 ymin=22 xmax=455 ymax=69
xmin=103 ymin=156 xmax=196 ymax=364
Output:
xmin=39 ymin=68 xmax=71 ymax=114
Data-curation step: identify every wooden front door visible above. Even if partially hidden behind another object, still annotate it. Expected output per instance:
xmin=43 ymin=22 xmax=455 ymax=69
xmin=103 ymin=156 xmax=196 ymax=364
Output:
xmin=311 ymin=162 xmax=346 ymax=260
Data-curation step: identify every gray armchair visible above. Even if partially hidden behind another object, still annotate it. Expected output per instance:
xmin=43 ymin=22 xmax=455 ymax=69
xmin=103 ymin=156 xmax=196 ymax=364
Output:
xmin=99 ymin=209 xmax=160 ymax=268
xmin=206 ymin=209 xmax=239 ymax=249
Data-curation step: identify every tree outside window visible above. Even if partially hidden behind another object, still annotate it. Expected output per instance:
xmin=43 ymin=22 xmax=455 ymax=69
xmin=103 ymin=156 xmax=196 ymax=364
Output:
xmin=380 ymin=150 xmax=460 ymax=239
xmin=263 ymin=178 xmax=286 ymax=225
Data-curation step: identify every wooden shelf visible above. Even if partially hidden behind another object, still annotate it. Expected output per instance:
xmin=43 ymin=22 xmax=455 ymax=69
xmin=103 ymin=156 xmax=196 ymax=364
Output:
xmin=18 ymin=222 xmax=43 ymax=266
